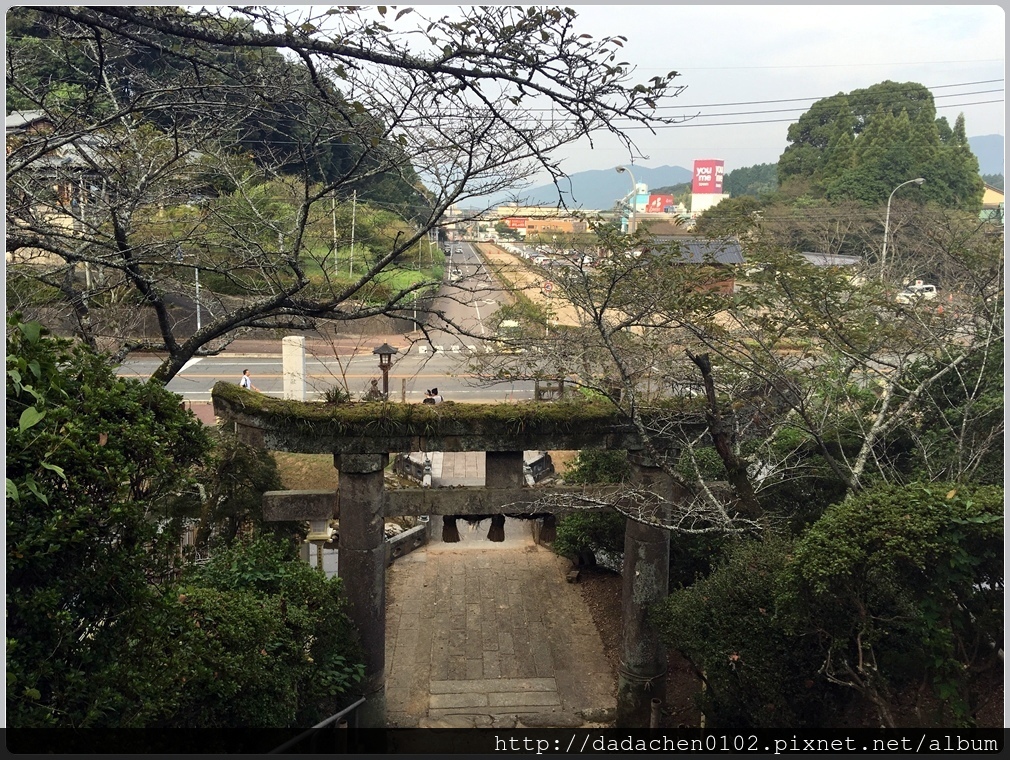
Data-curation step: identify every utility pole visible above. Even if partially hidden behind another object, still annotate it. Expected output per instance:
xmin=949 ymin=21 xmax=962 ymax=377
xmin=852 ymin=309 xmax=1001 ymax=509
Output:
xmin=331 ymin=191 xmax=338 ymax=277
xmin=195 ymin=266 xmax=202 ymax=331
xmin=349 ymin=189 xmax=357 ymax=276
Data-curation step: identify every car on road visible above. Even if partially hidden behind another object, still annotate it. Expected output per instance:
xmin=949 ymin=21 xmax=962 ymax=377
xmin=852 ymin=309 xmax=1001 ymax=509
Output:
xmin=454 ymin=246 xmax=463 ymax=254
xmin=895 ymin=283 xmax=938 ymax=304
xmin=449 ymin=267 xmax=463 ymax=282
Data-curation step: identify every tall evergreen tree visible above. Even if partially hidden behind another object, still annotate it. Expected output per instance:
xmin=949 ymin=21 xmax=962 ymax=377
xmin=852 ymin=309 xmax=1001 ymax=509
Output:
xmin=778 ymin=81 xmax=983 ymax=210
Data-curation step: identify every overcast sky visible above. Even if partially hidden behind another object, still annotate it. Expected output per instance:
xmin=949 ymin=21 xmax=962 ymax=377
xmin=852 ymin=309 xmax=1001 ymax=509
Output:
xmin=288 ymin=3 xmax=1003 ymax=180
xmin=537 ymin=4 xmax=1005 ymax=176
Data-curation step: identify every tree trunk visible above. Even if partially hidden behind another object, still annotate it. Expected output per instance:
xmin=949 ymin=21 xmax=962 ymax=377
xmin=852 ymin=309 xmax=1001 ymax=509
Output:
xmin=687 ymin=351 xmax=761 ymax=519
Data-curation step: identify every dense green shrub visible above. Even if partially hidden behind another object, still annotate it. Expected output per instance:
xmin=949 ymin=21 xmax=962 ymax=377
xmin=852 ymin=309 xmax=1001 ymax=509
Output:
xmin=6 ymin=316 xmax=211 ymax=727
xmin=563 ymin=449 xmax=630 ymax=485
xmin=553 ymin=509 xmax=626 ymax=565
xmin=777 ymin=482 xmax=1003 ymax=726
xmin=146 ymin=537 xmax=364 ymax=727
xmin=553 ymin=450 xmax=630 ymax=565
xmin=192 ymin=429 xmax=288 ymax=550
xmin=651 ymin=536 xmax=833 ymax=727
xmin=6 ymin=317 xmax=363 ymax=728
xmin=653 ymin=482 xmax=1004 ymax=728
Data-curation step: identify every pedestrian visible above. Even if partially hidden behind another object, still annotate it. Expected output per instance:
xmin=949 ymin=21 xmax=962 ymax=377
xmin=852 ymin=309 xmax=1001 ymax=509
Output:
xmin=240 ymin=369 xmax=260 ymax=392
xmin=431 ymin=387 xmax=444 ymax=404
xmin=421 ymin=389 xmax=436 ymax=405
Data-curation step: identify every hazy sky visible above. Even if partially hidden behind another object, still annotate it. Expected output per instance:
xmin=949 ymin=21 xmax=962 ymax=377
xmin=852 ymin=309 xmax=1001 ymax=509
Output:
xmin=547 ymin=5 xmax=1005 ymax=176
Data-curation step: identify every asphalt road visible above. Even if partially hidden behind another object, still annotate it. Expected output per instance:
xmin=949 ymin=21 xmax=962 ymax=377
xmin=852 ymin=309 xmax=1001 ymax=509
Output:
xmin=119 ymin=352 xmax=537 ymax=403
xmin=117 ymin=241 xmax=538 ymax=403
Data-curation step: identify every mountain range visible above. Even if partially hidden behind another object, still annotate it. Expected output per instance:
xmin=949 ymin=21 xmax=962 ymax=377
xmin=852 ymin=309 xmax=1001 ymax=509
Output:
xmin=969 ymin=134 xmax=1004 ymax=177
xmin=490 ymin=135 xmax=1003 ymax=210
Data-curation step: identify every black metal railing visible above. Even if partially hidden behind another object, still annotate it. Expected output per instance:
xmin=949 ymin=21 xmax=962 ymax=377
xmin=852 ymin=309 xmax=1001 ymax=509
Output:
xmin=267 ymin=697 xmax=366 ymax=754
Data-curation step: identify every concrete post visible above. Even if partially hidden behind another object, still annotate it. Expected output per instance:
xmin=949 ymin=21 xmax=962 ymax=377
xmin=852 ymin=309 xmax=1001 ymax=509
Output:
xmin=282 ymin=335 xmax=306 ymax=401
xmin=336 ymin=452 xmax=388 ymax=728
xmin=616 ymin=451 xmax=672 ymax=727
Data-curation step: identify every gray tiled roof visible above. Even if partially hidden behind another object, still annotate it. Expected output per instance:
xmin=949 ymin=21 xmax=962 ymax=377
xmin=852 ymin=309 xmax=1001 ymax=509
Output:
xmin=647 ymin=236 xmax=745 ymax=265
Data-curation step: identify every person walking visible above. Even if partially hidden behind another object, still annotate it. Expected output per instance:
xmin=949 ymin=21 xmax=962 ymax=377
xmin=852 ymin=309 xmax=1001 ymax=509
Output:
xmin=240 ymin=369 xmax=260 ymax=392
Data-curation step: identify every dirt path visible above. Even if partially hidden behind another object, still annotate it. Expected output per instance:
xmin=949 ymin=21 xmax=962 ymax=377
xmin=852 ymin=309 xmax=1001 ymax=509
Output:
xmin=477 ymin=243 xmax=584 ymax=327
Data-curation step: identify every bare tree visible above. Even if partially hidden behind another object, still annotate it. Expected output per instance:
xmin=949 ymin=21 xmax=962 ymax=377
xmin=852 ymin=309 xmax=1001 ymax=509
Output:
xmin=467 ymin=208 xmax=1002 ymax=530
xmin=6 ymin=5 xmax=684 ymax=382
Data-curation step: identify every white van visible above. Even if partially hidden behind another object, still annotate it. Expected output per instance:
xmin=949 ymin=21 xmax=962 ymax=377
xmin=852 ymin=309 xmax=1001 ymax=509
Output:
xmin=895 ymin=283 xmax=938 ymax=304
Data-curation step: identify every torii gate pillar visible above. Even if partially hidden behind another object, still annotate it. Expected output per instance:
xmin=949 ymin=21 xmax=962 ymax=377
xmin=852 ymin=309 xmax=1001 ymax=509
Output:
xmin=617 ymin=451 xmax=673 ymax=726
xmin=336 ymin=452 xmax=388 ymax=728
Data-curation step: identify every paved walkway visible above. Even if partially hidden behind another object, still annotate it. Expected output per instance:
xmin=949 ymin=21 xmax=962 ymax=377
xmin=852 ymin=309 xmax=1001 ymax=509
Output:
xmin=385 ymin=519 xmax=616 ymax=728
xmin=429 ymin=451 xmax=485 ymax=487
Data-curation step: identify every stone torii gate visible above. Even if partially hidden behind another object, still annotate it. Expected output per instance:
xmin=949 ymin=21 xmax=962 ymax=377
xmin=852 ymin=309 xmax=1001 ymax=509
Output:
xmin=212 ymin=383 xmax=705 ymax=728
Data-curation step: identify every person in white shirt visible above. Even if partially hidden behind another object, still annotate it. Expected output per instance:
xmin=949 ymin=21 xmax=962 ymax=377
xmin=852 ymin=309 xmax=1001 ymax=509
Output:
xmin=240 ymin=369 xmax=260 ymax=392
xmin=431 ymin=387 xmax=443 ymax=404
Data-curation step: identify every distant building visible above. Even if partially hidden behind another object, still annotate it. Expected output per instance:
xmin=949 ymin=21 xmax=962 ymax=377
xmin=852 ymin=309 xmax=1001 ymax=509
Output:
xmin=642 ymin=235 xmax=745 ymax=294
xmin=690 ymin=159 xmax=729 ymax=216
xmin=980 ymin=183 xmax=1004 ymax=228
xmin=493 ymin=205 xmax=588 ymax=238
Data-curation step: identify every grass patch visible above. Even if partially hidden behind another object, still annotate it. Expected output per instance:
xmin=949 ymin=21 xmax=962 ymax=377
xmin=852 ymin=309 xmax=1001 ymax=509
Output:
xmin=272 ymin=452 xmax=340 ymax=490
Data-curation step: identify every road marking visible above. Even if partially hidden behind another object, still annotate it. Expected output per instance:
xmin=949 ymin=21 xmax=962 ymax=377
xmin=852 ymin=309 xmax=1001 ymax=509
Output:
xmin=180 ymin=358 xmax=204 ymax=372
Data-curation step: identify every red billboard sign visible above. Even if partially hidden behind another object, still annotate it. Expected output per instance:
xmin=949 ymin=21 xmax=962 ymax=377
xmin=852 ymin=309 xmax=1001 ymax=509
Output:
xmin=692 ymin=159 xmax=725 ymax=194
xmin=504 ymin=217 xmax=527 ymax=229
xmin=645 ymin=194 xmax=675 ymax=213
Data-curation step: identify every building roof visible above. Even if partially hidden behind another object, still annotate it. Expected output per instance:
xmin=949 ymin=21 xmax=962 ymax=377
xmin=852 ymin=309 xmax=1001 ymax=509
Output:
xmin=6 ymin=110 xmax=49 ymax=132
xmin=647 ymin=236 xmax=745 ymax=265
xmin=799 ymin=252 xmax=862 ymax=267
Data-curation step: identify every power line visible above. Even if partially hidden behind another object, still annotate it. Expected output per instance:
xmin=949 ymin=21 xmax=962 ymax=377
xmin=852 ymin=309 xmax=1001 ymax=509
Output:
xmin=650 ymin=83 xmax=1005 ymax=112
xmin=615 ymin=99 xmax=1004 ymax=130
xmin=648 ymin=58 xmax=1004 ymax=71
xmin=634 ymin=90 xmax=1005 ymax=121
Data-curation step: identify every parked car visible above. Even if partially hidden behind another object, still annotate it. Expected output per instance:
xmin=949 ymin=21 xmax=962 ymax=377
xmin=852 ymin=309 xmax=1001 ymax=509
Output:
xmin=895 ymin=283 xmax=938 ymax=304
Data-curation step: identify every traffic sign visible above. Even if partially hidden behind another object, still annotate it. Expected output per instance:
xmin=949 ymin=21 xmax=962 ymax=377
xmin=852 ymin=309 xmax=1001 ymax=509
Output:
xmin=543 ymin=281 xmax=554 ymax=294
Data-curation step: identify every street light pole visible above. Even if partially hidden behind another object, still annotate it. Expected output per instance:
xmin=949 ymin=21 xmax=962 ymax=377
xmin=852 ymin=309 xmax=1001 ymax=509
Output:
xmin=616 ymin=166 xmax=637 ymax=234
xmin=880 ymin=177 xmax=925 ymax=280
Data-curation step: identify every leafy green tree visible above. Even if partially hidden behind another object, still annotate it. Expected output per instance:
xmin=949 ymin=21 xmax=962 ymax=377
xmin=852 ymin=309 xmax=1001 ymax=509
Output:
xmin=778 ymin=81 xmax=983 ymax=210
xmin=693 ymin=195 xmax=763 ymax=236
xmin=6 ymin=315 xmax=210 ymax=726
xmin=723 ymin=163 xmax=778 ymax=197
xmin=892 ymin=339 xmax=1004 ymax=485
xmin=192 ymin=429 xmax=287 ymax=550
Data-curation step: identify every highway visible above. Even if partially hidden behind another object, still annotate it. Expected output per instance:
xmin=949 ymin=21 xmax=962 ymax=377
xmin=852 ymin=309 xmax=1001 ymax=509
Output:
xmin=117 ymin=241 xmax=540 ymax=403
